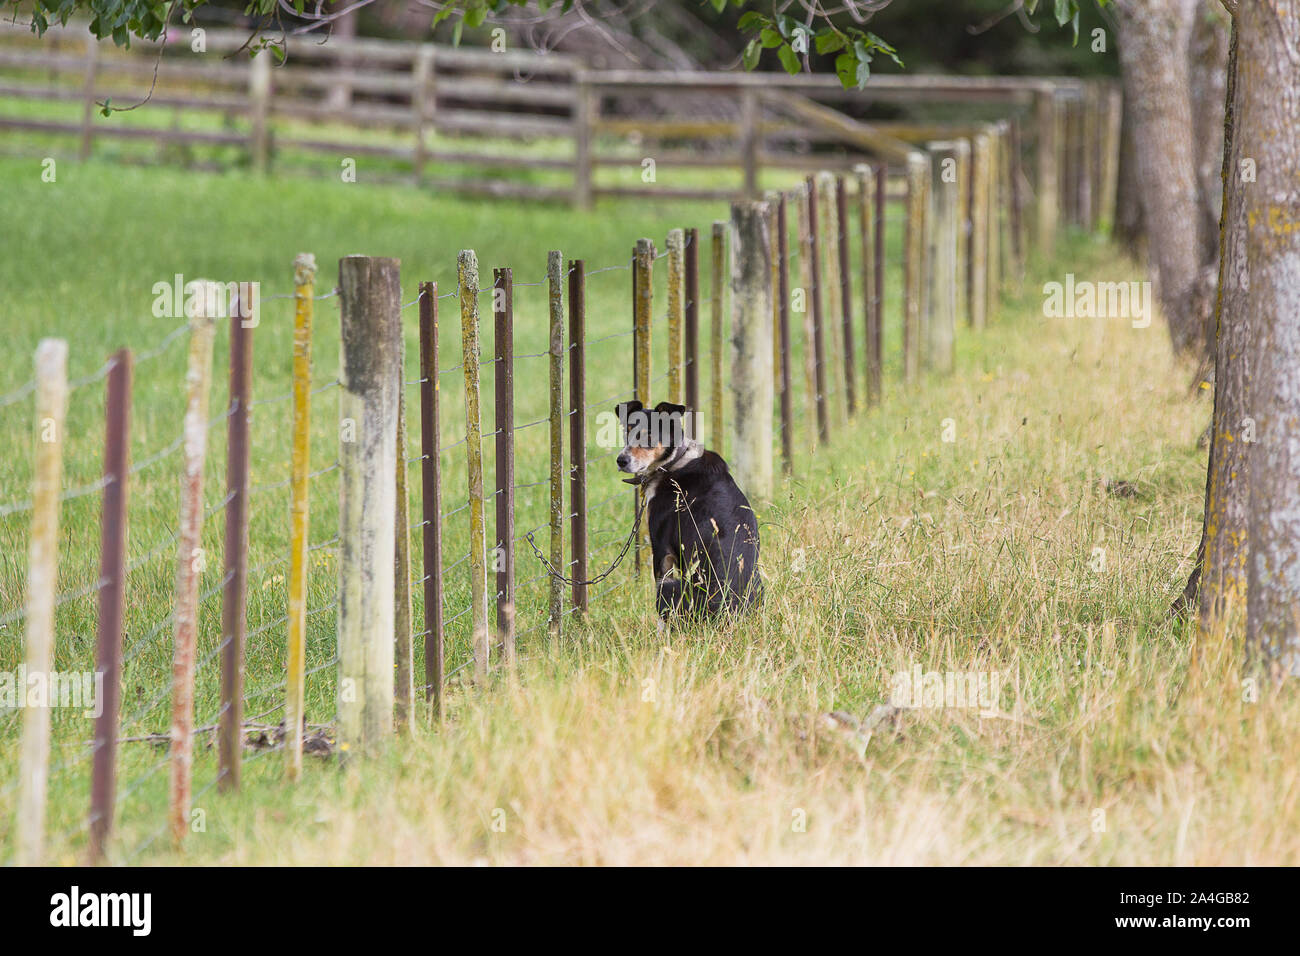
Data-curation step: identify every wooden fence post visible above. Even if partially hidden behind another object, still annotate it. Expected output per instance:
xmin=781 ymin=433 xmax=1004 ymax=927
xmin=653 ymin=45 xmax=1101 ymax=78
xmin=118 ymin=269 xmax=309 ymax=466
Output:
xmin=547 ymin=251 xmax=565 ymax=637
xmin=78 ymin=35 xmax=98 ymax=161
xmin=666 ymin=229 xmax=685 ymax=404
xmin=89 ymin=347 xmax=130 ymax=863
xmin=633 ymin=238 xmax=654 ymax=573
xmin=1006 ymin=121 xmax=1025 ymax=284
xmin=170 ymin=286 xmax=218 ymax=844
xmin=970 ymin=131 xmax=991 ymax=330
xmin=568 ymin=260 xmax=589 ymax=615
xmin=338 ymin=256 xmax=401 ymax=747
xmin=805 ymin=176 xmax=830 ymax=441
xmin=418 ymin=282 xmax=444 ymax=718
xmin=903 ymin=151 xmax=929 ymax=383
xmin=684 ymin=229 xmax=700 ymax=413
xmin=776 ymin=194 xmax=793 ymax=475
xmin=494 ymin=267 xmax=516 ymax=665
xmin=1034 ymin=86 xmax=1059 ymax=259
xmin=16 ymin=338 xmax=67 ymax=867
xmin=835 ymin=175 xmax=856 ymax=416
xmin=457 ymin=251 xmax=489 ymax=682
xmin=815 ymin=172 xmax=844 ymax=423
xmin=795 ymin=185 xmax=819 ymax=451
xmin=219 ymin=287 xmax=254 ymax=789
xmin=948 ymin=140 xmax=972 ymax=328
xmin=871 ymin=165 xmax=886 ymax=404
xmin=853 ymin=165 xmax=878 ymax=406
xmin=286 ymin=253 xmax=314 ymax=779
xmin=986 ymin=124 xmax=1003 ymax=316
xmin=1099 ymin=82 xmax=1123 ymax=235
xmin=740 ymin=88 xmax=759 ymax=197
xmin=709 ymin=222 xmax=725 ymax=452
xmin=574 ymin=73 xmax=594 ymax=209
xmin=927 ymin=142 xmax=959 ymax=374
xmin=412 ymin=46 xmax=435 ymax=182
xmin=729 ymin=200 xmax=774 ymax=502
xmin=248 ymin=51 xmax=272 ymax=174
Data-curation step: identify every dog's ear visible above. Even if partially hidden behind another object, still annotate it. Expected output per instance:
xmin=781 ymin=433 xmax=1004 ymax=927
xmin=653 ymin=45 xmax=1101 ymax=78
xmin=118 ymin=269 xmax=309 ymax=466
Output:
xmin=654 ymin=401 xmax=687 ymax=418
xmin=614 ymin=400 xmax=643 ymax=428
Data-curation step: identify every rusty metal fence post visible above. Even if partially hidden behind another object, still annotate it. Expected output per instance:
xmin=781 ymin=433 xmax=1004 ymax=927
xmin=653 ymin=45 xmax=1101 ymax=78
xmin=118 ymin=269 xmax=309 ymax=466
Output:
xmin=219 ymin=288 xmax=254 ymax=789
xmin=494 ymin=267 xmax=517 ymax=665
xmin=547 ymin=251 xmax=565 ymax=636
xmin=568 ymin=259 xmax=589 ymax=615
xmin=418 ymin=282 xmax=444 ymax=718
xmin=89 ymin=347 xmax=131 ymax=863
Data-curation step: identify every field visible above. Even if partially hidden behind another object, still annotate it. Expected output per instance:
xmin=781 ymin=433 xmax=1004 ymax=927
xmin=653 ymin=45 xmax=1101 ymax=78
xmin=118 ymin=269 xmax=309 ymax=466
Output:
xmin=1 ymin=154 xmax=1297 ymax=865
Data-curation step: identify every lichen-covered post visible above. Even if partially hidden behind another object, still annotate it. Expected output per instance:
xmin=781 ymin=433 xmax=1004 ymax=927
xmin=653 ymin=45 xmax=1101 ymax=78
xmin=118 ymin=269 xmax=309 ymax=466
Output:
xmin=926 ymin=142 xmax=959 ymax=374
xmin=547 ymin=251 xmax=565 ymax=637
xmin=286 ymin=253 xmax=314 ymax=779
xmin=853 ymin=164 xmax=879 ymax=407
xmin=835 ymin=175 xmax=856 ymax=416
xmin=338 ymin=256 xmax=401 ymax=750
xmin=795 ymin=185 xmax=819 ymax=451
xmin=684 ymin=229 xmax=700 ymax=412
xmin=986 ymin=124 xmax=1004 ymax=315
xmin=805 ymin=176 xmax=830 ymax=441
xmin=729 ymin=201 xmax=774 ymax=502
xmin=1034 ymin=85 xmax=1059 ymax=260
xmin=15 ymin=338 xmax=67 ymax=867
xmin=816 ymin=171 xmax=845 ymax=423
xmin=709 ymin=223 xmax=725 ymax=453
xmin=633 ymin=238 xmax=654 ymax=572
xmin=170 ymin=285 xmax=218 ymax=844
xmin=457 ymin=251 xmax=490 ymax=682
xmin=666 ymin=229 xmax=684 ymax=405
xmin=970 ymin=131 xmax=991 ymax=330
xmin=903 ymin=151 xmax=929 ymax=384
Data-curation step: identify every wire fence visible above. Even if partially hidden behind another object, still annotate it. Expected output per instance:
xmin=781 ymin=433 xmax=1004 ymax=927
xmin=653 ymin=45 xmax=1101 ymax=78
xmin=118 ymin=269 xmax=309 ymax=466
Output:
xmin=0 ymin=144 xmax=1031 ymax=863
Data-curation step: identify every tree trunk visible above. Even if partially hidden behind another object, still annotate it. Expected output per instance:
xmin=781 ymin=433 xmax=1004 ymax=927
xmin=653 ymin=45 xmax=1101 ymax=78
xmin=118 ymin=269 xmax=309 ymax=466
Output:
xmin=1239 ymin=0 xmax=1300 ymax=676
xmin=1193 ymin=20 xmax=1252 ymax=637
xmin=1112 ymin=0 xmax=1206 ymax=356
xmin=1113 ymin=81 xmax=1146 ymax=258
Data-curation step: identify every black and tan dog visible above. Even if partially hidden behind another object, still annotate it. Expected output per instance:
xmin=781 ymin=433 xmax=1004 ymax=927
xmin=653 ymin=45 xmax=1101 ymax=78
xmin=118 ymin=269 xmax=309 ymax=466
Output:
xmin=615 ymin=401 xmax=762 ymax=623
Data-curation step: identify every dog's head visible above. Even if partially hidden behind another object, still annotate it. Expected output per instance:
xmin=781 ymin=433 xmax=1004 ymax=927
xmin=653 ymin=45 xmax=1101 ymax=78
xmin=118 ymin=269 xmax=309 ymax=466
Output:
xmin=615 ymin=400 xmax=688 ymax=477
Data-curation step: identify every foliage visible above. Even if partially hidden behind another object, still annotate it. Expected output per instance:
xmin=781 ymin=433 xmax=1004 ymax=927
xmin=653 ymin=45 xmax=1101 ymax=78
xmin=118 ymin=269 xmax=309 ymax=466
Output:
xmin=14 ymin=0 xmax=1110 ymax=87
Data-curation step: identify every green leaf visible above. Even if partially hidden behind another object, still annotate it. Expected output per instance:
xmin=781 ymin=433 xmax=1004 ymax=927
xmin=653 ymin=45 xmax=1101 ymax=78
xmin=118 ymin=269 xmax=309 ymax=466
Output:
xmin=710 ymin=0 xmax=727 ymax=13
xmin=742 ymin=38 xmax=761 ymax=72
xmin=737 ymin=11 xmax=765 ymax=31
xmin=452 ymin=18 xmax=463 ymax=46
xmin=464 ymin=4 xmax=486 ymax=28
xmin=815 ymin=31 xmax=845 ymax=55
xmin=834 ymin=52 xmax=856 ymax=89
xmin=760 ymin=28 xmax=782 ymax=50
xmin=777 ymin=43 xmax=800 ymax=76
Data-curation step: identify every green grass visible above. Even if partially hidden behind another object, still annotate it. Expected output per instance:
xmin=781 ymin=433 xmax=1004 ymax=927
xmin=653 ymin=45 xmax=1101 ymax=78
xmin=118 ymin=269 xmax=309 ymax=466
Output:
xmin=2 ymin=154 xmax=1295 ymax=866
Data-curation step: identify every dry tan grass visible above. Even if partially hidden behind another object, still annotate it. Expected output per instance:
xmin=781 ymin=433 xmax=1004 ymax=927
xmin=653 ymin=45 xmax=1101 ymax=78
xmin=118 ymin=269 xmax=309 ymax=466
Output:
xmin=87 ymin=233 xmax=1297 ymax=867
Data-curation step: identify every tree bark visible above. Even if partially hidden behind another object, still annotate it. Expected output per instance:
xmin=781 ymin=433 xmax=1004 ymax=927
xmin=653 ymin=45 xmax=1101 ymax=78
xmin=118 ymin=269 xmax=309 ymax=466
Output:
xmin=1189 ymin=20 xmax=1252 ymax=637
xmin=1112 ymin=0 xmax=1206 ymax=356
xmin=1239 ymin=0 xmax=1300 ymax=676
